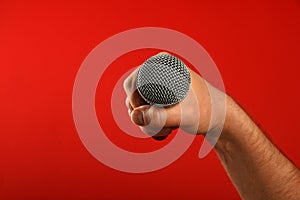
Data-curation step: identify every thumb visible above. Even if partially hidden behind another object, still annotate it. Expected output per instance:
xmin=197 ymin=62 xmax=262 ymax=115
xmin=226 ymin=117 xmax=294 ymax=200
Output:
xmin=130 ymin=105 xmax=180 ymax=128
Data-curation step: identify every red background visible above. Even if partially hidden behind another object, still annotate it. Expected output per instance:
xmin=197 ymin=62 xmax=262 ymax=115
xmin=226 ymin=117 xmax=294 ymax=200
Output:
xmin=1 ymin=0 xmax=300 ymax=199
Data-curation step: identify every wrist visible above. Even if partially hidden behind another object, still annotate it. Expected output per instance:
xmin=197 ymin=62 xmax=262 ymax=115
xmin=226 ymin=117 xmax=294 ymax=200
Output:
xmin=223 ymin=96 xmax=257 ymax=135
xmin=214 ymin=96 xmax=258 ymax=159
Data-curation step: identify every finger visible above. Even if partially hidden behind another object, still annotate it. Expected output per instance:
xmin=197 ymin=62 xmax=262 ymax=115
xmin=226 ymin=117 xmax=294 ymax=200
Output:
xmin=129 ymin=90 xmax=148 ymax=108
xmin=152 ymin=128 xmax=173 ymax=141
xmin=123 ymin=68 xmax=139 ymax=97
xmin=131 ymin=105 xmax=181 ymax=128
xmin=125 ymin=98 xmax=134 ymax=115
xmin=152 ymin=135 xmax=168 ymax=141
xmin=140 ymin=125 xmax=173 ymax=139
xmin=123 ymin=68 xmax=148 ymax=108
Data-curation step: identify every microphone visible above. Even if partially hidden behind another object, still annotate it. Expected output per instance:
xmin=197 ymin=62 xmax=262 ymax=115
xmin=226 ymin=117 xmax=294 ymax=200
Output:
xmin=136 ymin=53 xmax=191 ymax=107
xmin=136 ymin=53 xmax=191 ymax=140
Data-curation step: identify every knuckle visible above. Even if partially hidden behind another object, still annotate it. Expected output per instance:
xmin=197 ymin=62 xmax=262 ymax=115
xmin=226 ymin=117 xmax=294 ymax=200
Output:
xmin=123 ymin=75 xmax=137 ymax=96
xmin=123 ymin=76 xmax=132 ymax=91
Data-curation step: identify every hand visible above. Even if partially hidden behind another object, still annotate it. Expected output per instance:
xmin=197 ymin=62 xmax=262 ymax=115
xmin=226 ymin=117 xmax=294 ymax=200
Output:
xmin=123 ymin=53 xmax=224 ymax=139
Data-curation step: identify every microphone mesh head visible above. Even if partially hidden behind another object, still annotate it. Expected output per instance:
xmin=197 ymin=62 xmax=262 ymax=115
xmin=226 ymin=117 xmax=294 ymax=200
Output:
xmin=136 ymin=54 xmax=191 ymax=107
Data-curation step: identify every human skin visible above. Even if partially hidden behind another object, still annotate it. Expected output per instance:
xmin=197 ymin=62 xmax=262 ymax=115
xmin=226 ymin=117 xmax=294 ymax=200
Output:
xmin=123 ymin=57 xmax=300 ymax=200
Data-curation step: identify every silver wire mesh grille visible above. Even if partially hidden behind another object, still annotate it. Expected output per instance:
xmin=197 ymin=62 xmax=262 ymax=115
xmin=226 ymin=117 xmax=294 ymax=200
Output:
xmin=136 ymin=54 xmax=191 ymax=107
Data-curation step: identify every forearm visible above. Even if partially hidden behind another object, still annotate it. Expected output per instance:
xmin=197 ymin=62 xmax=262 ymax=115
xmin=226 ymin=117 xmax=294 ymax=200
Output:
xmin=214 ymin=96 xmax=300 ymax=200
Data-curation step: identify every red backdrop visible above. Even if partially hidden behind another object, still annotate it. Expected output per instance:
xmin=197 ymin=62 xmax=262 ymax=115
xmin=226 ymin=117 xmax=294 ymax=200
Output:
xmin=1 ymin=0 xmax=300 ymax=199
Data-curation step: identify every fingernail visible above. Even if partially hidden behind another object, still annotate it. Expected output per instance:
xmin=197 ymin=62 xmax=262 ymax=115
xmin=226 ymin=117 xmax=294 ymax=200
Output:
xmin=132 ymin=110 xmax=145 ymax=126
